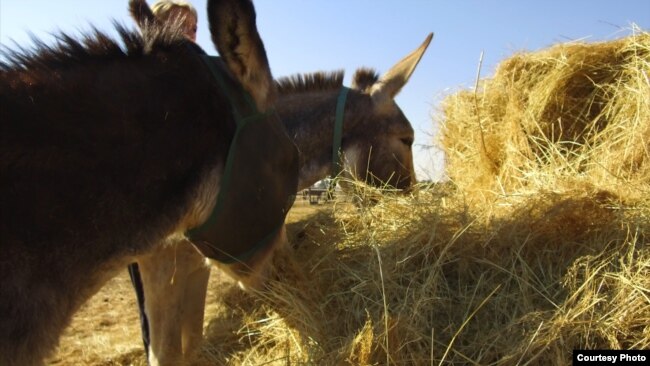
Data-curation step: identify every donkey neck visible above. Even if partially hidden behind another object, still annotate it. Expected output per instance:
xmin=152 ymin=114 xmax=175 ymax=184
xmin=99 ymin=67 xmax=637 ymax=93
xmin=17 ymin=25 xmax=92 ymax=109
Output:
xmin=277 ymin=89 xmax=368 ymax=190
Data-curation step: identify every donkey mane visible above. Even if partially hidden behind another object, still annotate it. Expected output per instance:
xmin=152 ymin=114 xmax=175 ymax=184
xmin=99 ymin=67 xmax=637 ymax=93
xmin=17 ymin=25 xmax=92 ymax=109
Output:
xmin=0 ymin=22 xmax=189 ymax=76
xmin=275 ymin=68 xmax=381 ymax=95
xmin=276 ymin=70 xmax=344 ymax=95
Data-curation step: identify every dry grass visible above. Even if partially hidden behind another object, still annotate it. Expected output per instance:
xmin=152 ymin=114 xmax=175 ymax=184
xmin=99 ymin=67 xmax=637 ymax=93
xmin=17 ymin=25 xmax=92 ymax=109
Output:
xmin=192 ymin=183 xmax=647 ymax=365
xmin=49 ymin=29 xmax=649 ymax=365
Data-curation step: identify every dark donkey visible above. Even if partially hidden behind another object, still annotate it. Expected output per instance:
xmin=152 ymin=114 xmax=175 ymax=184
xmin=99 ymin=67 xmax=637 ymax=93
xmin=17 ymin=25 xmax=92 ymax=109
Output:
xmin=128 ymin=3 xmax=431 ymax=363
xmin=0 ymin=0 xmax=299 ymax=365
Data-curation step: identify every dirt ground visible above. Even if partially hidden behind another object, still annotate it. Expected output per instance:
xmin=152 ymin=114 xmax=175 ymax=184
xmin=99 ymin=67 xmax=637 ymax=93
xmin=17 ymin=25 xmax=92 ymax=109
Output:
xmin=46 ymin=198 xmax=328 ymax=366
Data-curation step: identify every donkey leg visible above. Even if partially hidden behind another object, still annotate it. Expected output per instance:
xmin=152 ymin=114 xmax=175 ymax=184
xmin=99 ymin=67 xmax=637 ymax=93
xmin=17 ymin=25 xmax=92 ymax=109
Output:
xmin=138 ymin=239 xmax=188 ymax=366
xmin=181 ymin=263 xmax=210 ymax=359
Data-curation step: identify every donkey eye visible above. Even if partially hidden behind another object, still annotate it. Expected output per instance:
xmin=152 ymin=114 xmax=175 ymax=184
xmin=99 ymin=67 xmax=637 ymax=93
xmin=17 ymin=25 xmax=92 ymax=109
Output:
xmin=400 ymin=137 xmax=414 ymax=147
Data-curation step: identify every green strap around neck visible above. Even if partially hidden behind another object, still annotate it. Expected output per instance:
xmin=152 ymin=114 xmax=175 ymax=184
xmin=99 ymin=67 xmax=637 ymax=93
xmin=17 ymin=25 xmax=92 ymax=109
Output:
xmin=332 ymin=87 xmax=350 ymax=178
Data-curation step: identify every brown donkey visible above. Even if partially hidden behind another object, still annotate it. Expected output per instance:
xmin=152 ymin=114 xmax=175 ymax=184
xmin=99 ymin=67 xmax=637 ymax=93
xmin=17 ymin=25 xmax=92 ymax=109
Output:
xmin=128 ymin=4 xmax=431 ymax=362
xmin=0 ymin=0 xmax=299 ymax=365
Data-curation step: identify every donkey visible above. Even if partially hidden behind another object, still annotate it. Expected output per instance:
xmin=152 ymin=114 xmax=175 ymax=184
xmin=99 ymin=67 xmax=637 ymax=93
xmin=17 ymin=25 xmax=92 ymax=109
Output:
xmin=0 ymin=0 xmax=299 ymax=365
xmin=128 ymin=4 xmax=430 ymax=362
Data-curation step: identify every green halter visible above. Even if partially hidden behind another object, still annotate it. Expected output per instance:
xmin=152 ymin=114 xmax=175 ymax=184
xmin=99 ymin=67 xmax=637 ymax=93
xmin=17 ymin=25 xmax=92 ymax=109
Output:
xmin=331 ymin=86 xmax=350 ymax=179
xmin=187 ymin=55 xmax=298 ymax=264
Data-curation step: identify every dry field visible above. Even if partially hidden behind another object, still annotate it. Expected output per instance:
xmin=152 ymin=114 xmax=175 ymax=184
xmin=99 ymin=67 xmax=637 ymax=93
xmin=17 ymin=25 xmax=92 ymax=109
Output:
xmin=47 ymin=29 xmax=648 ymax=365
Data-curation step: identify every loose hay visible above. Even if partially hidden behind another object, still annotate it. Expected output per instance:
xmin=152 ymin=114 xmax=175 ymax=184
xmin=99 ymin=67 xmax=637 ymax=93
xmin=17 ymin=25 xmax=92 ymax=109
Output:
xmin=192 ymin=30 xmax=648 ymax=365
xmin=196 ymin=183 xmax=648 ymax=365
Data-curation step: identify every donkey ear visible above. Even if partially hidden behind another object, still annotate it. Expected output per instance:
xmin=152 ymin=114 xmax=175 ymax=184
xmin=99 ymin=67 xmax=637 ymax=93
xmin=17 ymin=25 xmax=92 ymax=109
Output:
xmin=208 ymin=0 xmax=276 ymax=111
xmin=370 ymin=33 xmax=433 ymax=103
xmin=128 ymin=0 xmax=159 ymax=29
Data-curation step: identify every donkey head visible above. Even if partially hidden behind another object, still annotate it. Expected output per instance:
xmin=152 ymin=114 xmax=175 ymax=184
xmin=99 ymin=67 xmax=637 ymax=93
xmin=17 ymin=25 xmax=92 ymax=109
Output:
xmin=199 ymin=0 xmax=296 ymax=290
xmin=343 ymin=33 xmax=432 ymax=191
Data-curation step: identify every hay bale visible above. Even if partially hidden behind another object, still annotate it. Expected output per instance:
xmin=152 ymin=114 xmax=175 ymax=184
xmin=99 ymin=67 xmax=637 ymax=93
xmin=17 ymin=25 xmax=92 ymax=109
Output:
xmin=441 ymin=29 xmax=650 ymax=201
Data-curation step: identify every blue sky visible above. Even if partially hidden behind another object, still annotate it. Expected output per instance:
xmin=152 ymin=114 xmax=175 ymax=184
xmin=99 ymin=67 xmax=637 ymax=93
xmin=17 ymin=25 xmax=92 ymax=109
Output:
xmin=1 ymin=1 xmax=648 ymax=180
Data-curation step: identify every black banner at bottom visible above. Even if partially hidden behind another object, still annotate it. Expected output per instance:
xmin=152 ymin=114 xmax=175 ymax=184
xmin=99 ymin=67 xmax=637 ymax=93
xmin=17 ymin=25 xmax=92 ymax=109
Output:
xmin=573 ymin=350 xmax=649 ymax=365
